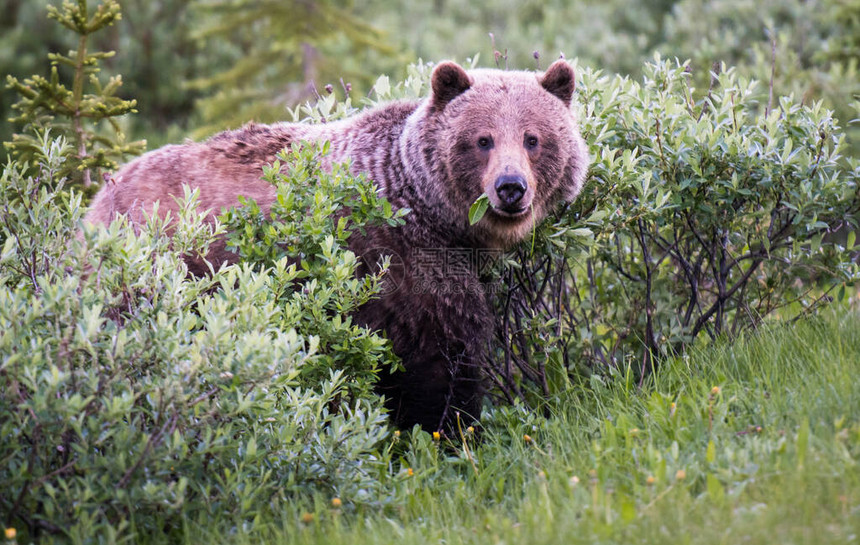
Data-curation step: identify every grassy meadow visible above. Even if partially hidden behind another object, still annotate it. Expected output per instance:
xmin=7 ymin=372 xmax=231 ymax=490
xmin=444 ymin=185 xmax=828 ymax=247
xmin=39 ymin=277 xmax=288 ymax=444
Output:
xmin=170 ymin=307 xmax=860 ymax=545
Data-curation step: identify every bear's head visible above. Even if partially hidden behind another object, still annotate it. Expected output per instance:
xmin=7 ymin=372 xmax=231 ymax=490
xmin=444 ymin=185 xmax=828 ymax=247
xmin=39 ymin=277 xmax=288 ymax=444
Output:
xmin=403 ymin=59 xmax=589 ymax=249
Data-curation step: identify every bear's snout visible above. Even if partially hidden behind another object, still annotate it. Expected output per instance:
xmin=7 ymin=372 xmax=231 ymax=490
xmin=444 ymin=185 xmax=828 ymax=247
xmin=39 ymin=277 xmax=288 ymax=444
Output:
xmin=494 ymin=174 xmax=528 ymax=212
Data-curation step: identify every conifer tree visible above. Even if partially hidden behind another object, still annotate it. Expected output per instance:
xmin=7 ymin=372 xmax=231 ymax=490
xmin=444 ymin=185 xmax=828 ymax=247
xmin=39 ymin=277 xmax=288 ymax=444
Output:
xmin=5 ymin=0 xmax=145 ymax=189
xmin=190 ymin=0 xmax=394 ymax=135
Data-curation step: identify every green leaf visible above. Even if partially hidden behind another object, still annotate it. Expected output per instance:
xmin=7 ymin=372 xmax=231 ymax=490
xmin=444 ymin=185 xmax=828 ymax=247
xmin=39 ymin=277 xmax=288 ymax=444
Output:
xmin=1 ymin=236 xmax=16 ymax=262
xmin=374 ymin=75 xmax=391 ymax=98
xmin=469 ymin=194 xmax=491 ymax=225
xmin=810 ymin=233 xmax=823 ymax=254
xmin=706 ymin=473 xmax=725 ymax=504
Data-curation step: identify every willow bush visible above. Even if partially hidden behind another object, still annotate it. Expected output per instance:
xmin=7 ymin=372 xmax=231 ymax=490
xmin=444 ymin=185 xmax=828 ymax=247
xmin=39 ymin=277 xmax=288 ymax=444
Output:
xmin=0 ymin=139 xmax=401 ymax=542
xmin=492 ymin=58 xmax=859 ymax=403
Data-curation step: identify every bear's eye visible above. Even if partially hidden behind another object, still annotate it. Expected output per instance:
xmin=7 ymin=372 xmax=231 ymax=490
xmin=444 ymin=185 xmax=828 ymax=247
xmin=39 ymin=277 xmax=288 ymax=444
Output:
xmin=524 ymin=135 xmax=539 ymax=150
xmin=477 ymin=136 xmax=494 ymax=151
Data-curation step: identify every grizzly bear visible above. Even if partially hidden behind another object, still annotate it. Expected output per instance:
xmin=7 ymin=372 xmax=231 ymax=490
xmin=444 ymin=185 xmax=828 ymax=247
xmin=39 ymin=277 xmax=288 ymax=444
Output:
xmin=85 ymin=59 xmax=589 ymax=432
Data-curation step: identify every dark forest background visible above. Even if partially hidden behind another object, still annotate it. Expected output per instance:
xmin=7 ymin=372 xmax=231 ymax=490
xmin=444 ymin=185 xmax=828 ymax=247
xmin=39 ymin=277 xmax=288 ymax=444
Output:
xmin=2 ymin=0 xmax=858 ymax=156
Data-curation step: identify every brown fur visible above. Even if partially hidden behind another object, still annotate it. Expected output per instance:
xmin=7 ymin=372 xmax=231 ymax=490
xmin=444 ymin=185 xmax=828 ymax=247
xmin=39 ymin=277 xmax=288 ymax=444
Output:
xmin=85 ymin=60 xmax=589 ymax=431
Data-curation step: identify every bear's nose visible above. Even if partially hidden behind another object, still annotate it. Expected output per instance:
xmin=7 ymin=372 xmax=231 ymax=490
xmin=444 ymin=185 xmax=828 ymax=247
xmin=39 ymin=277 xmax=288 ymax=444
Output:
xmin=494 ymin=175 xmax=527 ymax=209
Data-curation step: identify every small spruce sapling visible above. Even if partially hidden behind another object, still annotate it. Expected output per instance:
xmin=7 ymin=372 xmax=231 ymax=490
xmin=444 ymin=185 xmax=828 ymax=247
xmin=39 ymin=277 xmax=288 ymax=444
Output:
xmin=4 ymin=0 xmax=144 ymax=191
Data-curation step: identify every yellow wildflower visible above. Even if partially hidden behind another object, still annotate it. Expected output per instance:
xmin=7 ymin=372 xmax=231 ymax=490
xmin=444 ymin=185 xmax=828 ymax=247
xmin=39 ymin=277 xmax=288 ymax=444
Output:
xmin=675 ymin=469 xmax=686 ymax=480
xmin=646 ymin=476 xmax=655 ymax=485
xmin=432 ymin=431 xmax=441 ymax=441
xmin=4 ymin=528 xmax=16 ymax=540
xmin=523 ymin=434 xmax=533 ymax=443
xmin=300 ymin=512 xmax=314 ymax=524
xmin=331 ymin=497 xmax=342 ymax=508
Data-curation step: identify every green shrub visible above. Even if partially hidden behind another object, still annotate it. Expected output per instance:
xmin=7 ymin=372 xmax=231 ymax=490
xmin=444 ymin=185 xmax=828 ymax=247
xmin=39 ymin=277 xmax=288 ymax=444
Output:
xmin=490 ymin=58 xmax=859 ymax=403
xmin=0 ymin=139 xmax=400 ymax=542
xmin=219 ymin=140 xmax=409 ymax=398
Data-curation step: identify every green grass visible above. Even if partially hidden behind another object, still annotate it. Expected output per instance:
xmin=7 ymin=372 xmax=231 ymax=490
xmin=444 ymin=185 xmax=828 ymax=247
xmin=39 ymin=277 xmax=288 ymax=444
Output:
xmin=178 ymin=308 xmax=860 ymax=545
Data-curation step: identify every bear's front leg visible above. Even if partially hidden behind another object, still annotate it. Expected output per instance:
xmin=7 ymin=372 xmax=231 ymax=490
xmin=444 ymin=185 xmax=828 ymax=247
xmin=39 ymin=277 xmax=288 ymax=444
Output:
xmin=364 ymin=270 xmax=494 ymax=433
xmin=378 ymin=343 xmax=484 ymax=433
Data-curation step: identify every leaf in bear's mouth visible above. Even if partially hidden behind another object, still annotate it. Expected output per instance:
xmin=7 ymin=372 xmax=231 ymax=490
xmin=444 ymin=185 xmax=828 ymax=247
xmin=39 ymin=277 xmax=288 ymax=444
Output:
xmin=468 ymin=193 xmax=491 ymax=225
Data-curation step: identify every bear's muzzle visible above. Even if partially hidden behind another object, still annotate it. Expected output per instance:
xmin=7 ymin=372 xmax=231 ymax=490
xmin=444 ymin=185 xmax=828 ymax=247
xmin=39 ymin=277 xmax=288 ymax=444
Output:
xmin=494 ymin=174 xmax=528 ymax=213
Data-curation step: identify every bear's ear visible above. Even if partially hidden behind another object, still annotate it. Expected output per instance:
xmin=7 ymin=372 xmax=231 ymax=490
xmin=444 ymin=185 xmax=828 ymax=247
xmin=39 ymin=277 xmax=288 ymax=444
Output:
xmin=431 ymin=61 xmax=472 ymax=110
xmin=540 ymin=60 xmax=576 ymax=107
